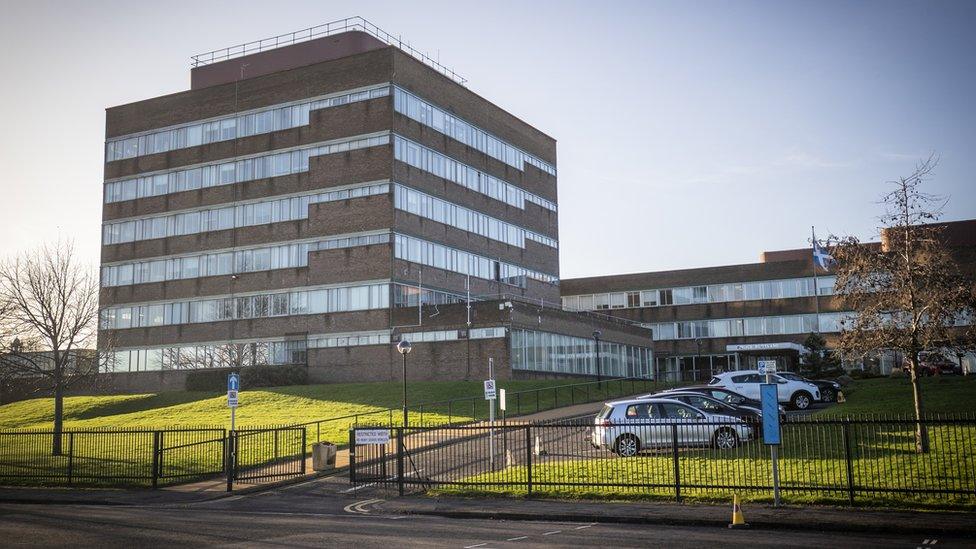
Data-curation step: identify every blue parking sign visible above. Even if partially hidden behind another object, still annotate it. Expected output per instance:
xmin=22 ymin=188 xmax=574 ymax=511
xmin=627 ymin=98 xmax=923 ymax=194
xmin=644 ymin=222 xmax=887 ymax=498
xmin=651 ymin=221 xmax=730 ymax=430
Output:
xmin=761 ymin=383 xmax=781 ymax=445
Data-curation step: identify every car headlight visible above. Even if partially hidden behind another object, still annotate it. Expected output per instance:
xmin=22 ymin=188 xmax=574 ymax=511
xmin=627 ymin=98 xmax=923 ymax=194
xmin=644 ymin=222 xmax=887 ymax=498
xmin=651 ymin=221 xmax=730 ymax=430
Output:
xmin=832 ymin=382 xmax=841 ymax=389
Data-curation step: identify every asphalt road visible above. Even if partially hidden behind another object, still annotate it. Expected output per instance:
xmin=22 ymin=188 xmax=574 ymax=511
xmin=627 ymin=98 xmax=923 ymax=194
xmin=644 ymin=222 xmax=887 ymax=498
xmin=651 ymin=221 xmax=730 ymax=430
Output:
xmin=0 ymin=501 xmax=966 ymax=548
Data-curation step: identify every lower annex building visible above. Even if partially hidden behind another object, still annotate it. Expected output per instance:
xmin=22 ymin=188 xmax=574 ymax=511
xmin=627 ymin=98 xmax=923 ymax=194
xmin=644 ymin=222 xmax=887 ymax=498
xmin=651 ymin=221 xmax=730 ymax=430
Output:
xmin=561 ymin=219 xmax=976 ymax=382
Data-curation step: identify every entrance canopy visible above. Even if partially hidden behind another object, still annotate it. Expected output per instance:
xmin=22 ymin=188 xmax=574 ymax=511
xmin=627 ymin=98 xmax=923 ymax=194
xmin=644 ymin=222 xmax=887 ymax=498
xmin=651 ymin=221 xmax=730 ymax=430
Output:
xmin=726 ymin=342 xmax=808 ymax=354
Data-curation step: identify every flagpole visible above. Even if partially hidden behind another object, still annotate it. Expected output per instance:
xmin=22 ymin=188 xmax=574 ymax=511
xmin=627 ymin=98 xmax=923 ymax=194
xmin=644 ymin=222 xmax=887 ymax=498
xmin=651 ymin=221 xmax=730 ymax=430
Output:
xmin=811 ymin=226 xmax=821 ymax=333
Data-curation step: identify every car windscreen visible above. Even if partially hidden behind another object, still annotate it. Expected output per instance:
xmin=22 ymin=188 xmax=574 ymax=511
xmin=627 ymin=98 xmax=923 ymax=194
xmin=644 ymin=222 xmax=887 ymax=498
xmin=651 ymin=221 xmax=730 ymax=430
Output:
xmin=778 ymin=372 xmax=801 ymax=381
xmin=597 ymin=405 xmax=614 ymax=419
xmin=707 ymin=376 xmax=721 ymax=385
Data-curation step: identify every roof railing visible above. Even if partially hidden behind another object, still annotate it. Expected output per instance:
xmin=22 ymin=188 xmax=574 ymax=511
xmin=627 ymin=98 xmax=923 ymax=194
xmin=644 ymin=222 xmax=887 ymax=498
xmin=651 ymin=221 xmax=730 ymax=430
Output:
xmin=190 ymin=16 xmax=467 ymax=86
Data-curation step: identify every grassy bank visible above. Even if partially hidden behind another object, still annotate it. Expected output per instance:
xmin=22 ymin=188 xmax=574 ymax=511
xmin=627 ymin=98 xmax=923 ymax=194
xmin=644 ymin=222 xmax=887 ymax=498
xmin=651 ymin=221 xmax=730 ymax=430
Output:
xmin=815 ymin=375 xmax=976 ymax=416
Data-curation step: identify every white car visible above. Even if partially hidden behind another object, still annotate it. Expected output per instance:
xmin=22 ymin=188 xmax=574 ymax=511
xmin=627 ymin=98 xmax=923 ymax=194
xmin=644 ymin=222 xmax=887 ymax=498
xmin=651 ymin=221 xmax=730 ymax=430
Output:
xmin=708 ymin=370 xmax=820 ymax=410
xmin=591 ymin=398 xmax=753 ymax=456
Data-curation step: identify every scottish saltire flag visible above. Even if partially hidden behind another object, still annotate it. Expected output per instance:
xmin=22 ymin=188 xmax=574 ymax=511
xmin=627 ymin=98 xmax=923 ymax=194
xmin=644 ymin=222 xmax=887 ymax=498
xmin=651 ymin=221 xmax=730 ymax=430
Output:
xmin=813 ymin=237 xmax=834 ymax=271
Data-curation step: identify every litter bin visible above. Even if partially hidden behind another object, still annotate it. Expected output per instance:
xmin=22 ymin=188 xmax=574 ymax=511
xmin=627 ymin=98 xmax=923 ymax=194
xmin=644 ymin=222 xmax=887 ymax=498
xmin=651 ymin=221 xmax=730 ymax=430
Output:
xmin=312 ymin=442 xmax=337 ymax=471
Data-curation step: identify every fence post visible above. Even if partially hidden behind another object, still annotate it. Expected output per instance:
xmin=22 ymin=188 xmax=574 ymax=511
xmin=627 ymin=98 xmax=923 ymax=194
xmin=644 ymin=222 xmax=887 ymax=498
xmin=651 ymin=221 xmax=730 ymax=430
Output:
xmin=419 ymin=405 xmax=424 ymax=426
xmin=274 ymin=429 xmax=280 ymax=459
xmin=66 ymin=432 xmax=74 ymax=486
xmin=448 ymin=400 xmax=453 ymax=425
xmin=671 ymin=424 xmax=681 ymax=503
xmin=536 ymin=390 xmax=540 ymax=413
xmin=317 ymin=422 xmax=320 ymax=444
xmin=843 ymin=420 xmax=855 ymax=506
xmin=151 ymin=431 xmax=161 ymax=489
xmin=525 ymin=425 xmax=533 ymax=496
xmin=348 ymin=428 xmax=357 ymax=484
xmin=396 ymin=427 xmax=405 ymax=496
xmin=300 ymin=428 xmax=307 ymax=475
xmin=225 ymin=431 xmax=235 ymax=492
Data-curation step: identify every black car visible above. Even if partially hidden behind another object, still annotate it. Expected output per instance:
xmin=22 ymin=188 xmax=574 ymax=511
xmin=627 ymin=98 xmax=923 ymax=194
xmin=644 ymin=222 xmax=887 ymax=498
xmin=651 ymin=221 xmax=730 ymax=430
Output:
xmin=777 ymin=372 xmax=842 ymax=402
xmin=660 ymin=392 xmax=761 ymax=423
xmin=647 ymin=386 xmax=787 ymax=420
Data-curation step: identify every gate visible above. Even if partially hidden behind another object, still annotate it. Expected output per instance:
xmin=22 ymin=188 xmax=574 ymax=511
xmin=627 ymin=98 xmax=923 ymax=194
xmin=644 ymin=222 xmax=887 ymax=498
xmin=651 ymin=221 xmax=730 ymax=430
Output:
xmin=228 ymin=426 xmax=307 ymax=488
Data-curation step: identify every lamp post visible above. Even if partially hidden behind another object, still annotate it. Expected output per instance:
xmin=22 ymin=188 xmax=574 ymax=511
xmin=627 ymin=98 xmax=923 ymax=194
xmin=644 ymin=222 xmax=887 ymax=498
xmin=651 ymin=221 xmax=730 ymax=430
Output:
xmin=396 ymin=339 xmax=412 ymax=428
xmin=592 ymin=330 xmax=603 ymax=387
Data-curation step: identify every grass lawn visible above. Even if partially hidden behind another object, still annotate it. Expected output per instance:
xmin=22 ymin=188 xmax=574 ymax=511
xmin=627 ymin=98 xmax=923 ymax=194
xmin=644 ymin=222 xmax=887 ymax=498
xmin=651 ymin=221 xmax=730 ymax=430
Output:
xmin=0 ymin=377 xmax=663 ymax=438
xmin=815 ymin=375 xmax=976 ymax=416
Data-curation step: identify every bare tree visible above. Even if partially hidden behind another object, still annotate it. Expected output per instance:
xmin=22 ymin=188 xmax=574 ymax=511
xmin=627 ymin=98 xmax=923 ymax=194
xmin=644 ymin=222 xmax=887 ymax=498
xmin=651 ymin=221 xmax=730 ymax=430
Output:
xmin=830 ymin=156 xmax=976 ymax=453
xmin=0 ymin=241 xmax=102 ymax=454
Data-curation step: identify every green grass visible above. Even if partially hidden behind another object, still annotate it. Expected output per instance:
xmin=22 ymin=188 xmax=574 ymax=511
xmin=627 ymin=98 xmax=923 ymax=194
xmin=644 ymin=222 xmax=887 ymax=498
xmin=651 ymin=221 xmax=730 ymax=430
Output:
xmin=815 ymin=375 xmax=976 ymax=416
xmin=0 ymin=378 xmax=662 ymax=435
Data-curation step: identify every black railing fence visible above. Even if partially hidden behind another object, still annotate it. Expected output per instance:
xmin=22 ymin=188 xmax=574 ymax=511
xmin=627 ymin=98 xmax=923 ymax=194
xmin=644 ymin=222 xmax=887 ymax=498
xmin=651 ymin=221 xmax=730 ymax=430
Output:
xmin=0 ymin=425 xmax=306 ymax=490
xmin=350 ymin=414 xmax=976 ymax=506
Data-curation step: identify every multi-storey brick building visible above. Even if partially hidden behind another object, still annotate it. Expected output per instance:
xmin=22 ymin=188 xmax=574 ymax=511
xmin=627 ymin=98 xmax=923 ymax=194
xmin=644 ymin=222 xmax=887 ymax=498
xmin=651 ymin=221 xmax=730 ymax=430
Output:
xmin=561 ymin=219 xmax=976 ymax=381
xmin=97 ymin=23 xmax=653 ymax=390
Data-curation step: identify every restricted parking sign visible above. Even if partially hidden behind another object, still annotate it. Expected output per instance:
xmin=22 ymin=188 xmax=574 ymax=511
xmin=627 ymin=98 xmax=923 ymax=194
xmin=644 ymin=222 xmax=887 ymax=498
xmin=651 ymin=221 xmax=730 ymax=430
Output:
xmin=484 ymin=379 xmax=497 ymax=400
xmin=758 ymin=360 xmax=778 ymax=375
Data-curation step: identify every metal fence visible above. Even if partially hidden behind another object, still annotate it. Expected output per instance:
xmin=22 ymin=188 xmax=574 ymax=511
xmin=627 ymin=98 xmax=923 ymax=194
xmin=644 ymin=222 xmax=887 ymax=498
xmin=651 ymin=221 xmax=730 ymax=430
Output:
xmin=0 ymin=425 xmax=307 ymax=490
xmin=349 ymin=415 xmax=976 ymax=506
xmin=0 ymin=428 xmax=225 ymax=488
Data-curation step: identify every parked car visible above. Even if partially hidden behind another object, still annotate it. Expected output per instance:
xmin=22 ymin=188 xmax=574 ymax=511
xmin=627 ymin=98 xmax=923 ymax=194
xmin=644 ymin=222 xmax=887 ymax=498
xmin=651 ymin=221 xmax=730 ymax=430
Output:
xmin=777 ymin=372 xmax=842 ymax=402
xmin=591 ymin=398 xmax=754 ymax=456
xmin=708 ymin=370 xmax=821 ymax=410
xmin=902 ymin=352 xmax=963 ymax=376
xmin=655 ymin=392 xmax=762 ymax=427
xmin=646 ymin=386 xmax=786 ymax=418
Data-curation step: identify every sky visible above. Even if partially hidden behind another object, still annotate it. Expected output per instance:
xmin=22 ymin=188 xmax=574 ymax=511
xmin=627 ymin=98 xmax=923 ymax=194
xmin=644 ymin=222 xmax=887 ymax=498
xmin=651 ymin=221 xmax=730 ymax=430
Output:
xmin=0 ymin=0 xmax=973 ymax=278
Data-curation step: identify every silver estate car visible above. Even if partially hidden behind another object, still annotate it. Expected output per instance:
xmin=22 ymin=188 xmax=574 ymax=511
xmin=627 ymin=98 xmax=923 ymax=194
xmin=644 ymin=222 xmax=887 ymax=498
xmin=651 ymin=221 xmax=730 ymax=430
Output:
xmin=592 ymin=398 xmax=753 ymax=457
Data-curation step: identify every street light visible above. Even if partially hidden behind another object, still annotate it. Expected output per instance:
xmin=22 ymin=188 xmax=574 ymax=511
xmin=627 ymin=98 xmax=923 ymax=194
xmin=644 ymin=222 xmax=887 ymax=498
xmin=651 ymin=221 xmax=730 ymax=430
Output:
xmin=396 ymin=339 xmax=412 ymax=428
xmin=592 ymin=330 xmax=603 ymax=386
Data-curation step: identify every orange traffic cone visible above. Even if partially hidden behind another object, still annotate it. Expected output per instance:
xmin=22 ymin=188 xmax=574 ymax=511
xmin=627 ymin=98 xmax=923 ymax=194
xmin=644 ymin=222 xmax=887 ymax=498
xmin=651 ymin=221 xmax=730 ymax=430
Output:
xmin=728 ymin=494 xmax=749 ymax=529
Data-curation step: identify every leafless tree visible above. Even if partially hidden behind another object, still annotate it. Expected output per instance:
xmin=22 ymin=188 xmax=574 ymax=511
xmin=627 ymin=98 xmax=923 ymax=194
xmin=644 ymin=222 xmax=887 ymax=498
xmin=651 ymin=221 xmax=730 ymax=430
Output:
xmin=0 ymin=241 xmax=103 ymax=455
xmin=830 ymin=156 xmax=976 ymax=453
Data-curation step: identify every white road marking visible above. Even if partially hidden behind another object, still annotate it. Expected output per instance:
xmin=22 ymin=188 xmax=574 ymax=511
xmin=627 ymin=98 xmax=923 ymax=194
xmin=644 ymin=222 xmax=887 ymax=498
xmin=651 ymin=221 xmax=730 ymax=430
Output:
xmin=342 ymin=498 xmax=383 ymax=514
xmin=506 ymin=536 xmax=528 ymax=541
xmin=542 ymin=530 xmax=562 ymax=536
xmin=463 ymin=543 xmax=488 ymax=548
xmin=574 ymin=524 xmax=595 ymax=530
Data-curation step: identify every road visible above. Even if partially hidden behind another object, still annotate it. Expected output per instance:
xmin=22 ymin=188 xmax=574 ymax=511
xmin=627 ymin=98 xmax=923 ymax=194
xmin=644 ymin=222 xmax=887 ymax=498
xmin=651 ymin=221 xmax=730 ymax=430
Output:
xmin=0 ymin=500 xmax=964 ymax=548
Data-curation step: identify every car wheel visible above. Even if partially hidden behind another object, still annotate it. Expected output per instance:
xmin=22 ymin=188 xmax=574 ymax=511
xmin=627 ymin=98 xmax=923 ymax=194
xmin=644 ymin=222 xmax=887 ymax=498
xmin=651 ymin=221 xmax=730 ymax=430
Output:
xmin=820 ymin=387 xmax=835 ymax=403
xmin=791 ymin=391 xmax=812 ymax=410
xmin=615 ymin=435 xmax=640 ymax=457
xmin=713 ymin=428 xmax=739 ymax=450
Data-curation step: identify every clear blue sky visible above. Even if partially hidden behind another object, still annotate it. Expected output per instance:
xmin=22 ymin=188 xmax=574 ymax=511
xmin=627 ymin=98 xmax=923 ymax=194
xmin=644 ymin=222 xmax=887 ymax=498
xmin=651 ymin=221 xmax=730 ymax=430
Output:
xmin=0 ymin=0 xmax=973 ymax=278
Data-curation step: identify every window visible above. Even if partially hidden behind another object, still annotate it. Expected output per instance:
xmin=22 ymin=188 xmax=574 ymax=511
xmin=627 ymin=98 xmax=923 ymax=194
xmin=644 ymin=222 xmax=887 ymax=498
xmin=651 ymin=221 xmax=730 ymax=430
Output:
xmin=659 ymin=289 xmax=673 ymax=305
xmin=640 ymin=291 xmax=657 ymax=307
xmin=661 ymin=403 xmax=701 ymax=420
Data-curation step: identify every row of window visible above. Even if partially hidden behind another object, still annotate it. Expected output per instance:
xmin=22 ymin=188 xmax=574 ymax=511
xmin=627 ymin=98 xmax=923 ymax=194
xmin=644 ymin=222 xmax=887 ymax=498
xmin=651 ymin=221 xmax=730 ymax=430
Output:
xmin=394 ymin=184 xmax=558 ymax=250
xmin=393 ymin=86 xmax=556 ymax=176
xmin=510 ymin=329 xmax=653 ymax=379
xmin=394 ymin=136 xmax=556 ymax=212
xmin=561 ymin=276 xmax=838 ymax=311
xmin=106 ymin=85 xmax=390 ymax=161
xmin=99 ymin=282 xmax=390 ymax=330
xmin=102 ymin=183 xmax=389 ymax=245
xmin=644 ymin=311 xmax=854 ymax=341
xmin=393 ymin=283 xmax=468 ymax=308
xmin=105 ymin=134 xmax=388 ymax=203
xmin=393 ymin=234 xmax=557 ymax=288
xmin=104 ymin=340 xmax=309 ymax=372
xmin=102 ymin=326 xmax=510 ymax=373
xmin=101 ymin=233 xmax=391 ymax=287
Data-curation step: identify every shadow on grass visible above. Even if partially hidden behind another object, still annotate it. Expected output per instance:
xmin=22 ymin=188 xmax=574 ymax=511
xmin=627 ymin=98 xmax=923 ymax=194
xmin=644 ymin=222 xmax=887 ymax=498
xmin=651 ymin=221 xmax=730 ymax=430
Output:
xmin=72 ymin=391 xmax=215 ymax=421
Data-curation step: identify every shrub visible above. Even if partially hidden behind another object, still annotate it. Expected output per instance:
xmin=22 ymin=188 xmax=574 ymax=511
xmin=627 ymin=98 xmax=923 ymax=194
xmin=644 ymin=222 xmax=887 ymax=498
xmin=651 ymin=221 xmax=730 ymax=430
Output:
xmin=184 ymin=365 xmax=308 ymax=392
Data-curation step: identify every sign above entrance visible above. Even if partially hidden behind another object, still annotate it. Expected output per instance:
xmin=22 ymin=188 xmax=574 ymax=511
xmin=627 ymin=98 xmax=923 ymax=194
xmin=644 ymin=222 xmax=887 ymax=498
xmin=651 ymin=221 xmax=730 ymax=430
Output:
xmin=727 ymin=342 xmax=807 ymax=353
